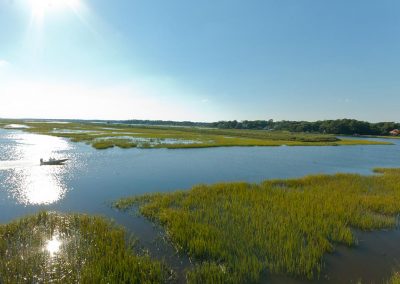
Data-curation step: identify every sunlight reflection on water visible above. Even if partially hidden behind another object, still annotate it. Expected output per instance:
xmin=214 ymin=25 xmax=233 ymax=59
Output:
xmin=44 ymin=233 xmax=63 ymax=257
xmin=0 ymin=131 xmax=72 ymax=205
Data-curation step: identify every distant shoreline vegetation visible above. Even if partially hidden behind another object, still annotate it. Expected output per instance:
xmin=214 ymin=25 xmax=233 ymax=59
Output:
xmin=1 ymin=118 xmax=398 ymax=136
xmin=0 ymin=119 xmax=391 ymax=149
xmin=115 ymin=118 xmax=400 ymax=137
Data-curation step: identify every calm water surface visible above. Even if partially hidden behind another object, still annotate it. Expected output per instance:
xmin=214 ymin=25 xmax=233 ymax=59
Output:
xmin=0 ymin=128 xmax=399 ymax=283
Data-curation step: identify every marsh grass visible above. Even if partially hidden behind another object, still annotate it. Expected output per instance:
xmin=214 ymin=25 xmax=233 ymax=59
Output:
xmin=0 ymin=120 xmax=390 ymax=149
xmin=390 ymin=272 xmax=400 ymax=284
xmin=92 ymin=139 xmax=137 ymax=149
xmin=115 ymin=169 xmax=400 ymax=283
xmin=0 ymin=212 xmax=171 ymax=283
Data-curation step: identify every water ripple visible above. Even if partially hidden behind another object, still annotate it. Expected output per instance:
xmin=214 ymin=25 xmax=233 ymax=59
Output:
xmin=0 ymin=130 xmax=72 ymax=205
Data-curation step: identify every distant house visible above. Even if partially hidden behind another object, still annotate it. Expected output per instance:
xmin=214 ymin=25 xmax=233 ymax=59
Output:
xmin=390 ymin=129 xmax=400 ymax=136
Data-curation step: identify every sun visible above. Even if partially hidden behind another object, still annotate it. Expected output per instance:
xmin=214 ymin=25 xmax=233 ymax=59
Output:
xmin=29 ymin=0 xmax=81 ymax=19
xmin=30 ymin=0 xmax=62 ymax=17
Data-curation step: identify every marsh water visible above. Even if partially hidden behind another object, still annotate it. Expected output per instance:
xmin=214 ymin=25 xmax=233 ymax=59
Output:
xmin=0 ymin=128 xmax=399 ymax=283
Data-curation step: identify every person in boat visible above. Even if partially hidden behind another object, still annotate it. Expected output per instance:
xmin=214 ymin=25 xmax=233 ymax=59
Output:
xmin=40 ymin=157 xmax=68 ymax=165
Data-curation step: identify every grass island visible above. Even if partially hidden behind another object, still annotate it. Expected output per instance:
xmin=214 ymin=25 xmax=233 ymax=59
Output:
xmin=0 ymin=119 xmax=391 ymax=150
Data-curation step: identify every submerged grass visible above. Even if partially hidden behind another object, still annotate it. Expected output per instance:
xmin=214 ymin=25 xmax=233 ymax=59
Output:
xmin=0 ymin=120 xmax=390 ymax=149
xmin=0 ymin=212 xmax=171 ymax=283
xmin=115 ymin=168 xmax=400 ymax=283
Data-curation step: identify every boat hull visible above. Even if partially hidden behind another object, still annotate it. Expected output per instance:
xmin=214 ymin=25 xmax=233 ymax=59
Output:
xmin=40 ymin=159 xmax=68 ymax=166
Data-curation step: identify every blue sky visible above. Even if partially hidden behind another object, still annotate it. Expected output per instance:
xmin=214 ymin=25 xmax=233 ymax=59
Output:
xmin=0 ymin=0 xmax=399 ymax=122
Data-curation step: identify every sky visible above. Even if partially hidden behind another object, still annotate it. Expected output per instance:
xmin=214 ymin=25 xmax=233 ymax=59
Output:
xmin=0 ymin=0 xmax=399 ymax=122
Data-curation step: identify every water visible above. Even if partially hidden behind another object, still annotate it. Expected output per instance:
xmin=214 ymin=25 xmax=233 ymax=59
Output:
xmin=0 ymin=128 xmax=399 ymax=283
xmin=268 ymin=229 xmax=400 ymax=283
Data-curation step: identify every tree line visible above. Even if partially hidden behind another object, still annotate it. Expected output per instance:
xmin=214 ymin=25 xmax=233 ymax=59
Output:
xmin=89 ymin=118 xmax=399 ymax=136
xmin=210 ymin=119 xmax=400 ymax=135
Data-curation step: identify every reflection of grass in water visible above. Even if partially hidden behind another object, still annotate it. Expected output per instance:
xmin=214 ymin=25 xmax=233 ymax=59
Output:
xmin=115 ymin=168 xmax=400 ymax=283
xmin=0 ymin=120 xmax=390 ymax=149
xmin=0 ymin=212 xmax=171 ymax=283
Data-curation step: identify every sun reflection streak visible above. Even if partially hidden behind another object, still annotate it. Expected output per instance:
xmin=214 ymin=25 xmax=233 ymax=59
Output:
xmin=0 ymin=131 xmax=72 ymax=205
xmin=45 ymin=234 xmax=62 ymax=257
xmin=11 ymin=166 xmax=67 ymax=205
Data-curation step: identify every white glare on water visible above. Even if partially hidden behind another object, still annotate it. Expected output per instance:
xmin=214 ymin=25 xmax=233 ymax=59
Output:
xmin=0 ymin=132 xmax=71 ymax=205
xmin=45 ymin=234 xmax=62 ymax=257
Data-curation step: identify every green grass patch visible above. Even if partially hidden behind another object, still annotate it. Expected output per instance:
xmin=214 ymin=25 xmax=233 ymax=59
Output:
xmin=0 ymin=211 xmax=171 ymax=283
xmin=115 ymin=169 xmax=400 ymax=283
xmin=390 ymin=272 xmax=400 ymax=284
xmin=92 ymin=139 xmax=137 ymax=149
xmin=0 ymin=119 xmax=392 ymax=149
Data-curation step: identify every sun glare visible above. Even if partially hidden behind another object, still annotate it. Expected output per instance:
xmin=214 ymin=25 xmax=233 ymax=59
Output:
xmin=45 ymin=234 xmax=62 ymax=257
xmin=29 ymin=0 xmax=81 ymax=18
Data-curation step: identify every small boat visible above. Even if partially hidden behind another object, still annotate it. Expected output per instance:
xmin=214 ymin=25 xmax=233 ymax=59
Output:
xmin=40 ymin=158 xmax=69 ymax=166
